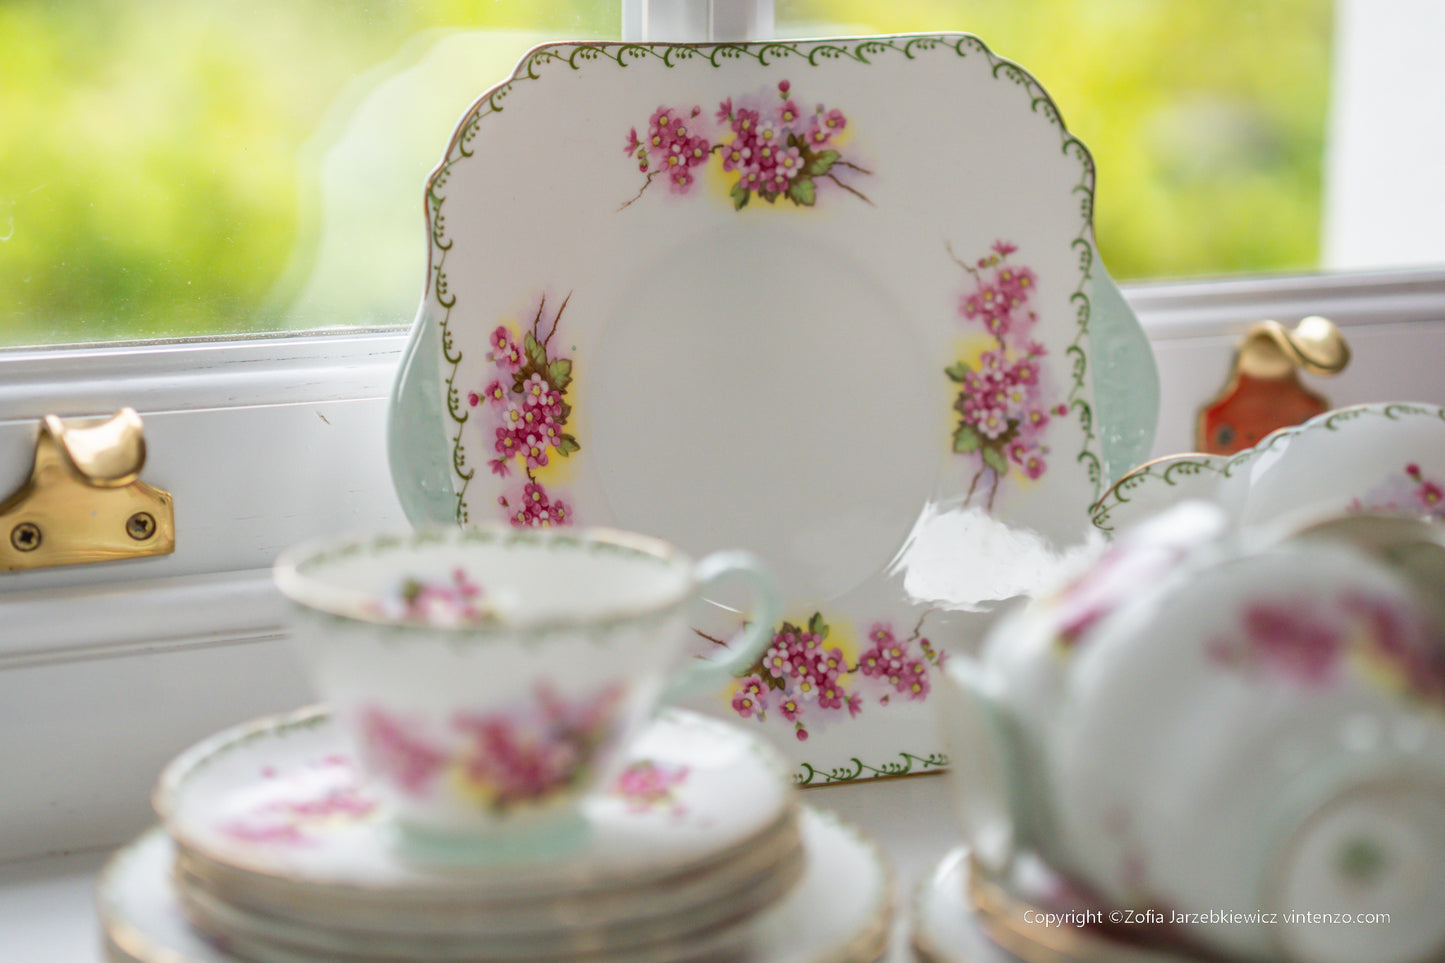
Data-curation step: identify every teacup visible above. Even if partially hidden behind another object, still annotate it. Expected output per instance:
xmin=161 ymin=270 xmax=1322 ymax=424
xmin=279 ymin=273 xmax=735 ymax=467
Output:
xmin=1048 ymin=531 xmax=1445 ymax=963
xmin=273 ymin=525 xmax=778 ymax=860
xmin=1095 ymin=403 xmax=1445 ymax=539
xmin=1235 ymin=403 xmax=1445 ymax=535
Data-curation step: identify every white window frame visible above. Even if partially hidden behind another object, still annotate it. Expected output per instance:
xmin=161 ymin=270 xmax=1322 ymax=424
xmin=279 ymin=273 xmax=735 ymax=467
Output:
xmin=3 ymin=268 xmax=1442 ymax=662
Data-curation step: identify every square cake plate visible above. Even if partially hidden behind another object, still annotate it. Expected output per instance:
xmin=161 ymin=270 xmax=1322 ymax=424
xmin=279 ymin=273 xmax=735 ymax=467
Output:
xmin=387 ymin=35 xmax=1157 ymax=786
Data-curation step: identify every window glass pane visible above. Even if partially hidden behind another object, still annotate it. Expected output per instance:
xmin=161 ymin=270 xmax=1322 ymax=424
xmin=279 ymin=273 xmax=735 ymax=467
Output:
xmin=16 ymin=1 xmax=1437 ymax=348
xmin=0 ymin=0 xmax=615 ymax=346
xmin=776 ymin=0 xmax=1333 ymax=284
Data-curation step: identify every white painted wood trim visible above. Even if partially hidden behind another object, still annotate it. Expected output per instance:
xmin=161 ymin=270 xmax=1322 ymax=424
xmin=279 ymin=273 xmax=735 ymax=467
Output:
xmin=1125 ymin=266 xmax=1445 ymax=340
xmin=0 ymin=569 xmax=283 ymax=671
xmin=0 ymin=329 xmax=404 ymax=417
xmin=2 ymin=268 xmax=1443 ymax=636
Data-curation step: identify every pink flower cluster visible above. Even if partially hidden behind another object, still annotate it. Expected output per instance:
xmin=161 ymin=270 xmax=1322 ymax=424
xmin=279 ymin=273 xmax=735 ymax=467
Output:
xmin=946 ymin=241 xmax=1062 ymax=501
xmin=508 ymin=480 xmax=569 ymax=528
xmin=954 ymin=346 xmax=1066 ymax=481
xmin=1226 ymin=602 xmax=1343 ymax=685
xmin=1351 ymin=463 xmax=1445 ymax=520
xmin=358 ymin=683 xmax=625 ymax=814
xmin=624 ymin=80 xmax=868 ymax=210
xmin=480 ymin=328 xmax=565 ymax=475
xmin=367 ymin=567 xmax=491 ymax=626
xmin=625 ymin=105 xmax=709 ymax=191
xmin=960 ymin=241 xmax=1038 ymax=342
xmin=856 ymin=623 xmax=935 ymax=702
xmin=731 ymin=615 xmax=945 ymax=742
xmin=612 ymin=760 xmax=689 ymax=814
xmin=716 ymin=80 xmax=846 ymax=203
xmin=1408 ymin=463 xmax=1445 ymax=512
xmin=469 ymin=295 xmax=579 ymax=527
xmin=1208 ymin=592 xmax=1445 ymax=705
xmin=359 ymin=706 xmax=448 ymax=796
xmin=220 ymin=757 xmax=376 ymax=846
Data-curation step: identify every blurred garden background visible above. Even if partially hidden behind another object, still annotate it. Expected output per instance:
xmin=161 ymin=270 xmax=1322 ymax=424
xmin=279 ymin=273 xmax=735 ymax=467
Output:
xmin=0 ymin=0 xmax=1330 ymax=345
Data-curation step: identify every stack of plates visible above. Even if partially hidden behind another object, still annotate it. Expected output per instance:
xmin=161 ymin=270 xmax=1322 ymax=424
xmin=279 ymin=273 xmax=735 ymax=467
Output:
xmin=99 ymin=706 xmax=893 ymax=963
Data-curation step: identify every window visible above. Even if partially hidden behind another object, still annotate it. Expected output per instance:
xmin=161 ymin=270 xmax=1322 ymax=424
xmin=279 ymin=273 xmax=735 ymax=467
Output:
xmin=1 ymin=1 xmax=617 ymax=346
xmin=7 ymin=0 xmax=1438 ymax=348
xmin=777 ymin=0 xmax=1333 ymax=282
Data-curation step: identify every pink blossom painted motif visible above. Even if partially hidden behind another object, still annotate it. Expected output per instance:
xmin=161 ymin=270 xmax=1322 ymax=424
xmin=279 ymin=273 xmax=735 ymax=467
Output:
xmin=469 ymin=294 xmax=579 ymax=527
xmin=945 ymin=241 xmax=1066 ymax=510
xmin=612 ymin=759 xmax=689 ymax=815
xmin=623 ymin=80 xmax=871 ymax=210
xmin=1051 ymin=540 xmax=1197 ymax=651
xmin=1208 ymin=591 xmax=1445 ymax=706
xmin=364 ymin=568 xmax=493 ymax=626
xmin=219 ymin=756 xmax=377 ymax=846
xmin=724 ymin=613 xmax=946 ymax=743
xmin=1349 ymin=463 xmax=1445 ymax=520
xmin=358 ymin=682 xmax=626 ymax=814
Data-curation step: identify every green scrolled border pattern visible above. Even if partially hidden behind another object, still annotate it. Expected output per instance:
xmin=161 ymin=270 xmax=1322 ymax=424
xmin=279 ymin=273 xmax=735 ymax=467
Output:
xmin=796 ymin=750 xmax=951 ymax=786
xmin=1090 ymin=402 xmax=1445 ymax=533
xmin=296 ymin=526 xmax=677 ymax=574
xmin=157 ymin=704 xmax=333 ymax=822
xmin=423 ymin=33 xmax=1104 ymax=526
xmin=283 ymin=527 xmax=693 ymax=645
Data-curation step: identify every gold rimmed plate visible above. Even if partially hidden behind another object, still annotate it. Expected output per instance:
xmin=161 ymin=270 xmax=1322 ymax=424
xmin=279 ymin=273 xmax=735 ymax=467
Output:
xmin=153 ymin=706 xmax=796 ymax=917
xmin=101 ymin=807 xmax=892 ymax=963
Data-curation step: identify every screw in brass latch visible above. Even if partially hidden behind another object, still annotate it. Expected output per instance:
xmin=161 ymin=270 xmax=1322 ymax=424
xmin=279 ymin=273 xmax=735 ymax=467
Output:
xmin=10 ymin=521 xmax=41 ymax=553
xmin=0 ymin=408 xmax=175 ymax=571
xmin=126 ymin=511 xmax=158 ymax=541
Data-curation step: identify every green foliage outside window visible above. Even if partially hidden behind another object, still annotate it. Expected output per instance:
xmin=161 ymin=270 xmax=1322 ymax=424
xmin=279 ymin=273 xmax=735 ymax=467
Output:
xmin=0 ymin=0 xmax=1329 ymax=345
xmin=782 ymin=0 xmax=1333 ymax=281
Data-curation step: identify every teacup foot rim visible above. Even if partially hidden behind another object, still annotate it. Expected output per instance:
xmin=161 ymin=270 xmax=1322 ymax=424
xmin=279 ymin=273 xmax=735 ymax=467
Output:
xmin=386 ymin=808 xmax=591 ymax=868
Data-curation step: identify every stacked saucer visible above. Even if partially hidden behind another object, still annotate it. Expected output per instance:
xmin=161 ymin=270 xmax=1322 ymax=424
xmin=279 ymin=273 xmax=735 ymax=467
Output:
xmin=99 ymin=706 xmax=893 ymax=963
xmin=912 ymin=847 xmax=1208 ymax=963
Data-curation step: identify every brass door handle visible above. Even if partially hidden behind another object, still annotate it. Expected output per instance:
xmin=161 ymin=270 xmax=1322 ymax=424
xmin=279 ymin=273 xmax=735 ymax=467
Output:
xmin=0 ymin=408 xmax=175 ymax=571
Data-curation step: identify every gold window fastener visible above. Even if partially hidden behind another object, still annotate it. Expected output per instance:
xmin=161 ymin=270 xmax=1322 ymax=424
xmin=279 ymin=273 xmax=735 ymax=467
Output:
xmin=1196 ymin=317 xmax=1351 ymax=455
xmin=0 ymin=408 xmax=175 ymax=571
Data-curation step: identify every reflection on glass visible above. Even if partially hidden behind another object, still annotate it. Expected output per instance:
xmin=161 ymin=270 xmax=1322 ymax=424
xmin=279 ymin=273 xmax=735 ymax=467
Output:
xmin=0 ymin=1 xmax=615 ymax=346
xmin=1 ymin=0 xmax=1340 ymax=346
xmin=777 ymin=0 xmax=1333 ymax=283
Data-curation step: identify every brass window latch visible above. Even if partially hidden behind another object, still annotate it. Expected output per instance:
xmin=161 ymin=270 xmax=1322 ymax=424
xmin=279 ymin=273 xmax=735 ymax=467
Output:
xmin=1196 ymin=316 xmax=1351 ymax=455
xmin=0 ymin=408 xmax=175 ymax=571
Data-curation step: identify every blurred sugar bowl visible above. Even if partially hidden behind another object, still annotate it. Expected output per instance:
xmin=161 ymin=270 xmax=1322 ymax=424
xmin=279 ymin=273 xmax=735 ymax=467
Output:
xmin=273 ymin=525 xmax=777 ymax=862
xmin=940 ymin=504 xmax=1445 ymax=963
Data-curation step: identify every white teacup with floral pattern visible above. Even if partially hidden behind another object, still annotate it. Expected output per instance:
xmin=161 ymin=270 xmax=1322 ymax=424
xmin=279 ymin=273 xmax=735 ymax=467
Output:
xmin=273 ymin=526 xmax=778 ymax=861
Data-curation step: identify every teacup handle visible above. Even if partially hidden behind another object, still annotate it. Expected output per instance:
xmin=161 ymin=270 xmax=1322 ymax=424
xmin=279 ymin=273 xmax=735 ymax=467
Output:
xmin=661 ymin=550 xmax=780 ymax=703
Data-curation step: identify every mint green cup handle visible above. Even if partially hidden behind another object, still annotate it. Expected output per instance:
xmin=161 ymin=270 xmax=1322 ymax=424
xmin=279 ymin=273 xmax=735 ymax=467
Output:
xmin=661 ymin=550 xmax=779 ymax=703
